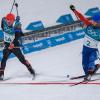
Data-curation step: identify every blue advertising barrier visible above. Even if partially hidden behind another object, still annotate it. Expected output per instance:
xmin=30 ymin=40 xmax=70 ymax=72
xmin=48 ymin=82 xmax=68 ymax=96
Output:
xmin=56 ymin=14 xmax=74 ymax=24
xmin=23 ymin=29 xmax=85 ymax=54
xmin=85 ymin=7 xmax=100 ymax=16
xmin=0 ymin=29 xmax=85 ymax=60
xmin=26 ymin=21 xmax=44 ymax=31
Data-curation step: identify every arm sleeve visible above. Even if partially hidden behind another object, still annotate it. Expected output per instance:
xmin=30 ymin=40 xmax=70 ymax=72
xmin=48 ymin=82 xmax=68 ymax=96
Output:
xmin=73 ymin=10 xmax=92 ymax=26
xmin=14 ymin=20 xmax=24 ymax=37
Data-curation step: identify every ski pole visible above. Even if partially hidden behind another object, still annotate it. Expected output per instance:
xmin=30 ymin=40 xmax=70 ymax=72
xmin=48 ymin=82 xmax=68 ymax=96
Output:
xmin=14 ymin=3 xmax=25 ymax=51
xmin=10 ymin=0 xmax=16 ymax=13
xmin=74 ymin=12 xmax=84 ymax=29
xmin=15 ymin=3 xmax=19 ymax=16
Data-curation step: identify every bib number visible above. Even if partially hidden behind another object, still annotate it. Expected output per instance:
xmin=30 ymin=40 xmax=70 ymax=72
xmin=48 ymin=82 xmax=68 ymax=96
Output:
xmin=86 ymin=40 xmax=91 ymax=46
xmin=4 ymin=33 xmax=15 ymax=43
xmin=84 ymin=35 xmax=98 ymax=48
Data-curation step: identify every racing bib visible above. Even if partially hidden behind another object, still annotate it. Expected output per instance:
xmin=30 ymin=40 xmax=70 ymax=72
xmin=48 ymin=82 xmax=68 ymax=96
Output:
xmin=83 ymin=35 xmax=99 ymax=48
xmin=4 ymin=32 xmax=15 ymax=43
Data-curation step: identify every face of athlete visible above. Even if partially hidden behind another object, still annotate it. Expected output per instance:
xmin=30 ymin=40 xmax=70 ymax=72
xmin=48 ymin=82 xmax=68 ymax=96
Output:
xmin=6 ymin=19 xmax=14 ymax=26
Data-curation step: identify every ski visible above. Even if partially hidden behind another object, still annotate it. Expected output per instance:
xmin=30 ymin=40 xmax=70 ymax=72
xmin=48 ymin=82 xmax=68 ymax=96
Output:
xmin=0 ymin=77 xmax=11 ymax=81
xmin=70 ymin=73 xmax=100 ymax=80
xmin=70 ymin=75 xmax=85 ymax=80
xmin=70 ymin=77 xmax=100 ymax=86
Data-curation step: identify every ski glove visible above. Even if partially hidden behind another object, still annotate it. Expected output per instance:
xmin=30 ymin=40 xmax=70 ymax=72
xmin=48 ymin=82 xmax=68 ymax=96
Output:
xmin=16 ymin=16 xmax=20 ymax=21
xmin=70 ymin=5 xmax=75 ymax=11
xmin=9 ymin=43 xmax=14 ymax=49
xmin=15 ymin=3 xmax=18 ymax=8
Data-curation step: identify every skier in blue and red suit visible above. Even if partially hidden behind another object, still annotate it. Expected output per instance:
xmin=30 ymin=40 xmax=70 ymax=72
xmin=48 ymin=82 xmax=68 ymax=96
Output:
xmin=70 ymin=5 xmax=100 ymax=80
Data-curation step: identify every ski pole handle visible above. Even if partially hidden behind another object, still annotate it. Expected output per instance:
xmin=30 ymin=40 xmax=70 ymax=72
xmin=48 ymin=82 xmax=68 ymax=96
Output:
xmin=15 ymin=3 xmax=18 ymax=8
xmin=70 ymin=5 xmax=75 ymax=11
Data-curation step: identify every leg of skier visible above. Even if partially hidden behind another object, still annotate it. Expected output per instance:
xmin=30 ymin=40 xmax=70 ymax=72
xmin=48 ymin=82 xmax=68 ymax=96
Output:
xmin=82 ymin=46 xmax=90 ymax=75
xmin=85 ymin=50 xmax=99 ymax=80
xmin=93 ymin=50 xmax=100 ymax=74
xmin=0 ymin=48 xmax=11 ymax=80
xmin=11 ymin=48 xmax=35 ymax=78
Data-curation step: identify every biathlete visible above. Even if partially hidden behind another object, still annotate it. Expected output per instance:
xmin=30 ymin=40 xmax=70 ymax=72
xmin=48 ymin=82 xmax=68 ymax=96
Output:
xmin=0 ymin=13 xmax=35 ymax=80
xmin=70 ymin=5 xmax=100 ymax=80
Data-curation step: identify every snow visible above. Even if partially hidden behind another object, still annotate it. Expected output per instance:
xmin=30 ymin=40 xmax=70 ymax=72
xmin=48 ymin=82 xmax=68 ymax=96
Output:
xmin=0 ymin=39 xmax=100 ymax=100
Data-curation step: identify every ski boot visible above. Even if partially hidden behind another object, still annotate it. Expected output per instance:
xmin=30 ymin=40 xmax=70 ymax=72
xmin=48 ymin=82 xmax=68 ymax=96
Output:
xmin=0 ymin=69 xmax=4 ymax=80
xmin=93 ymin=64 xmax=100 ymax=74
xmin=84 ymin=74 xmax=92 ymax=81
xmin=84 ymin=70 xmax=93 ymax=81
xmin=29 ymin=67 xmax=35 ymax=80
xmin=28 ymin=65 xmax=35 ymax=78
xmin=84 ymin=65 xmax=100 ymax=81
